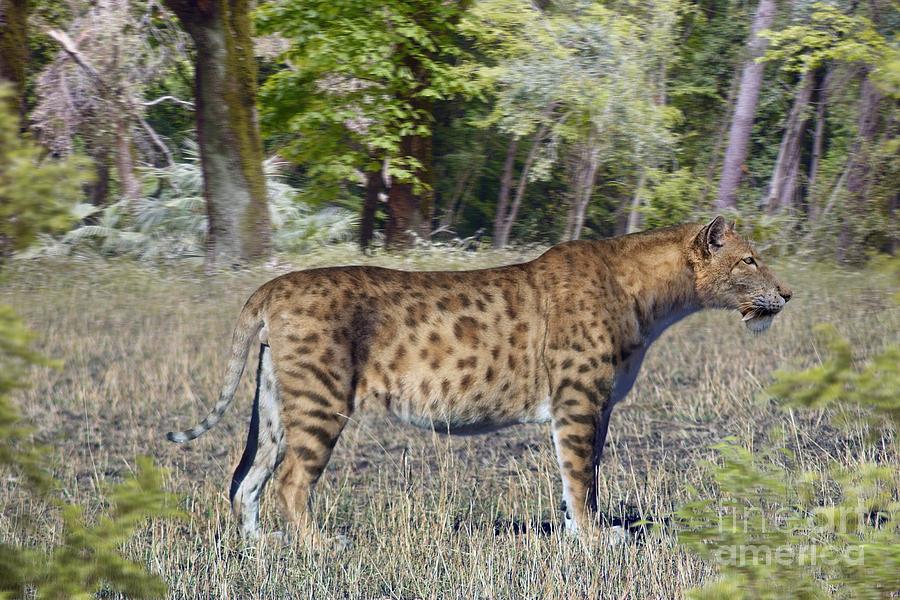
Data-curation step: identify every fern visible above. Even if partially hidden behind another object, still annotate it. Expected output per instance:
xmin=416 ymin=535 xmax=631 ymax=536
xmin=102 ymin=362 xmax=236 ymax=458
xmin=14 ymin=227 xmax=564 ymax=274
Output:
xmin=45 ymin=142 xmax=358 ymax=261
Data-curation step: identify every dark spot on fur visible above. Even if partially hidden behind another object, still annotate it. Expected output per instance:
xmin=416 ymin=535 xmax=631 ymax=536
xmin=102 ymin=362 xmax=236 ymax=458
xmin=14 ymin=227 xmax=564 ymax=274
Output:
xmin=457 ymin=356 xmax=477 ymax=369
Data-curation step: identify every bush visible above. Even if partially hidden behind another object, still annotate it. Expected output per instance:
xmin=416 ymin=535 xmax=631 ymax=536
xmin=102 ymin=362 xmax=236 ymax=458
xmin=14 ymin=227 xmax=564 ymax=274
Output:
xmin=677 ymin=262 xmax=900 ymax=599
xmin=1 ymin=84 xmax=180 ymax=599
xmin=0 ymin=85 xmax=90 ymax=263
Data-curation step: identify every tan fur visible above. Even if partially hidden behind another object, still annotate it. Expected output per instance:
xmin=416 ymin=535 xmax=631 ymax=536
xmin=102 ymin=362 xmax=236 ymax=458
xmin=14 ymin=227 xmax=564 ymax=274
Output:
xmin=167 ymin=217 xmax=792 ymax=540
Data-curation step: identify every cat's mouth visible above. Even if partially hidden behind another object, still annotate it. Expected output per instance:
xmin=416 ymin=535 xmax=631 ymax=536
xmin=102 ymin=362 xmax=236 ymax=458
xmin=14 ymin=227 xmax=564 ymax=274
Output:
xmin=740 ymin=307 xmax=779 ymax=333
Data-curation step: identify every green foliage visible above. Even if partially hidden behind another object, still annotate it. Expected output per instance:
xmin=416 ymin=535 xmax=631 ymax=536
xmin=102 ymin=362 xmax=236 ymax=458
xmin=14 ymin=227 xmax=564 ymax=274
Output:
xmin=639 ymin=167 xmax=705 ymax=229
xmin=762 ymin=3 xmax=890 ymax=76
xmin=0 ymin=85 xmax=90 ymax=261
xmin=461 ymin=0 xmax=683 ymax=172
xmin=1 ymin=458 xmax=181 ymax=600
xmin=677 ymin=270 xmax=900 ymax=598
xmin=1 ymin=83 xmax=179 ymax=599
xmin=256 ymin=0 xmax=476 ymax=201
xmin=771 ymin=324 xmax=900 ymax=433
xmin=0 ymin=305 xmax=54 ymax=495
xmin=39 ymin=144 xmax=358 ymax=260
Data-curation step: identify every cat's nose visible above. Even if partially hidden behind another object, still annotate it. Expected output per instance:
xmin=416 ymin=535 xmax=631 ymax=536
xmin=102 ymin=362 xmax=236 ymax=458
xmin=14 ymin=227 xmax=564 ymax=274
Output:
xmin=778 ymin=286 xmax=792 ymax=303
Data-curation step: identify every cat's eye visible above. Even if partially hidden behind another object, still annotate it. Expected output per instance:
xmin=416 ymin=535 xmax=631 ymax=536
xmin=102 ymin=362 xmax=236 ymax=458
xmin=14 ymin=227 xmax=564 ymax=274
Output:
xmin=743 ymin=257 xmax=756 ymax=266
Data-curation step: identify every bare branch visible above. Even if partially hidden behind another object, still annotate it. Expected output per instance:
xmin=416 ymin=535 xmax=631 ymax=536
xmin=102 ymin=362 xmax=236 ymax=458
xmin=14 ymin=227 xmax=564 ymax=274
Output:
xmin=142 ymin=95 xmax=194 ymax=108
xmin=138 ymin=116 xmax=175 ymax=168
xmin=46 ymin=29 xmax=109 ymax=92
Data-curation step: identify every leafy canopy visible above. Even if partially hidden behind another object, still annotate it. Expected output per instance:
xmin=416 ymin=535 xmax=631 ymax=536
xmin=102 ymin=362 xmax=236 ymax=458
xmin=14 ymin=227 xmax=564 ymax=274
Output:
xmin=256 ymin=0 xmax=477 ymax=202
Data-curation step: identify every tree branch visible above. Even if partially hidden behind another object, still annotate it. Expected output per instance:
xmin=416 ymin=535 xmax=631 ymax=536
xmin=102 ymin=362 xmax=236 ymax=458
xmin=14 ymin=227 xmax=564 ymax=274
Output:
xmin=138 ymin=116 xmax=175 ymax=168
xmin=46 ymin=29 xmax=109 ymax=92
xmin=142 ymin=95 xmax=194 ymax=108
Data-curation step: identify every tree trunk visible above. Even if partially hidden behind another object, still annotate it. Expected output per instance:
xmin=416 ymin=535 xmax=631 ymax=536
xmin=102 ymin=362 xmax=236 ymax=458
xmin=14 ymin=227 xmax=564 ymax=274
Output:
xmin=714 ymin=0 xmax=777 ymax=211
xmin=0 ymin=0 xmax=28 ymax=115
xmin=626 ymin=170 xmax=647 ymax=234
xmin=164 ymin=0 xmax=271 ymax=268
xmin=85 ymin=148 xmax=111 ymax=220
xmin=838 ymin=74 xmax=882 ymax=263
xmin=439 ymin=167 xmax=472 ymax=230
xmin=385 ymin=131 xmax=433 ymax=248
xmin=495 ymin=123 xmax=550 ymax=248
xmin=806 ymin=68 xmax=832 ymax=223
xmin=359 ymin=168 xmax=383 ymax=250
xmin=114 ymin=118 xmax=141 ymax=206
xmin=765 ymin=70 xmax=814 ymax=214
xmin=563 ymin=140 xmax=600 ymax=242
xmin=492 ymin=136 xmax=518 ymax=248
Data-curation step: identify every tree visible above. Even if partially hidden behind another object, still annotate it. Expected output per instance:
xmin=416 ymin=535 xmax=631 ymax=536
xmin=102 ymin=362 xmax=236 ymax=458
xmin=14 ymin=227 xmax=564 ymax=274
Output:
xmin=714 ymin=0 xmax=776 ymax=211
xmin=33 ymin=2 xmax=191 ymax=210
xmin=762 ymin=2 xmax=896 ymax=258
xmin=163 ymin=0 xmax=271 ymax=267
xmin=257 ymin=0 xmax=474 ymax=249
xmin=462 ymin=0 xmax=681 ymax=244
xmin=764 ymin=69 xmax=814 ymax=214
xmin=0 ymin=0 xmax=28 ymax=114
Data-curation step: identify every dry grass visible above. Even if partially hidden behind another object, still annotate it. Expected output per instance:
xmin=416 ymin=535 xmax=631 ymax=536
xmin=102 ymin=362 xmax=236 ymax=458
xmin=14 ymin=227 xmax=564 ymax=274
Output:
xmin=1 ymin=246 xmax=897 ymax=599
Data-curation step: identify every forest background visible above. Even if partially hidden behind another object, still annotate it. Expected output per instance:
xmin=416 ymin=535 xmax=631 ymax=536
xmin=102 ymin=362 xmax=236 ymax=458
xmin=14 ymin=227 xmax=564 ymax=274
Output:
xmin=1 ymin=0 xmax=896 ymax=265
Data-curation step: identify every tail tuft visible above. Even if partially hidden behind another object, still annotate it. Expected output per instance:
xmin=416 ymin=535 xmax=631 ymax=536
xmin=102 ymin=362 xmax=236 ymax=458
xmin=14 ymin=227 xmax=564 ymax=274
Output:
xmin=166 ymin=423 xmax=209 ymax=443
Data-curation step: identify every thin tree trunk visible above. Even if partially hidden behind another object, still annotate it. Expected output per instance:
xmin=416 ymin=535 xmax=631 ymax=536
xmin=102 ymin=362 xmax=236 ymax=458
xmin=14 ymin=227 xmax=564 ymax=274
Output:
xmin=702 ymin=68 xmax=741 ymax=204
xmin=714 ymin=0 xmax=777 ymax=210
xmin=571 ymin=150 xmax=599 ymax=241
xmin=838 ymin=74 xmax=882 ymax=263
xmin=114 ymin=119 xmax=141 ymax=205
xmin=0 ymin=0 xmax=28 ymax=116
xmin=359 ymin=168 xmax=383 ymax=250
xmin=440 ymin=168 xmax=471 ymax=230
xmin=807 ymin=68 xmax=832 ymax=222
xmin=626 ymin=170 xmax=647 ymax=234
xmin=765 ymin=70 xmax=814 ymax=214
xmin=492 ymin=137 xmax=518 ymax=248
xmin=164 ymin=0 xmax=271 ymax=268
xmin=85 ymin=148 xmax=111 ymax=220
xmin=564 ymin=139 xmax=600 ymax=242
xmin=497 ymin=123 xmax=549 ymax=248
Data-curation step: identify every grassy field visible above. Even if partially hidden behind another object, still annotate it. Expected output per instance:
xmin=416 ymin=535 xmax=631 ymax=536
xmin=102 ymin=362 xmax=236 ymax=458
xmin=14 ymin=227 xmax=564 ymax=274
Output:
xmin=1 ymin=246 xmax=897 ymax=599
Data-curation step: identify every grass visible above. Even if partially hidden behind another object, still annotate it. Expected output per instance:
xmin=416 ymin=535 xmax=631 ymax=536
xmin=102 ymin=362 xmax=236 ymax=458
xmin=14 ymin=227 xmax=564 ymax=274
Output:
xmin=1 ymin=245 xmax=897 ymax=599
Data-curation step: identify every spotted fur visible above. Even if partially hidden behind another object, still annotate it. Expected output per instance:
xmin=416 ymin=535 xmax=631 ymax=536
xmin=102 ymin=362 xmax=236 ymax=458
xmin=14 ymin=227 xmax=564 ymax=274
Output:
xmin=166 ymin=217 xmax=792 ymax=539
